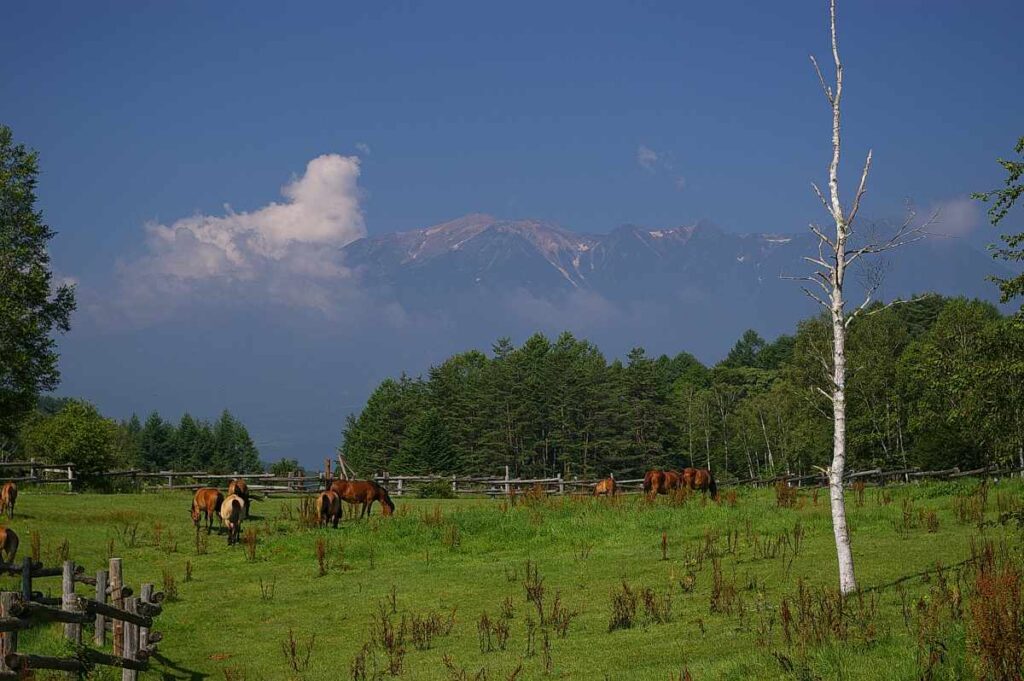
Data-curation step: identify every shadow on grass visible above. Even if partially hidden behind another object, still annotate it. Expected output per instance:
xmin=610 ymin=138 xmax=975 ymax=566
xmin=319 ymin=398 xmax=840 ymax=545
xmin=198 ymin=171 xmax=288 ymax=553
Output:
xmin=151 ymin=651 xmax=211 ymax=680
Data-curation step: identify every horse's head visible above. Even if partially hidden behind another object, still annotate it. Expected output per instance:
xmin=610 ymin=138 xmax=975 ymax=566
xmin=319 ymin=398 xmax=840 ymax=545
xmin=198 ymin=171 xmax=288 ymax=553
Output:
xmin=190 ymin=503 xmax=200 ymax=525
xmin=380 ymin=489 xmax=395 ymax=516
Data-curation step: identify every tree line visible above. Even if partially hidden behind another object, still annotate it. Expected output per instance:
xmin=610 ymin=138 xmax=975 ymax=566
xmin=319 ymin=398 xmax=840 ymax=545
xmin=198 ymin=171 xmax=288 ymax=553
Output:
xmin=341 ymin=295 xmax=1024 ymax=480
xmin=11 ymin=397 xmax=264 ymax=482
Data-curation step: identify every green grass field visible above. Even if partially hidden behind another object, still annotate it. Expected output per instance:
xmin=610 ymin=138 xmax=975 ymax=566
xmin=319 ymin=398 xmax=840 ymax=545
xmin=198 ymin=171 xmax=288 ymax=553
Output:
xmin=3 ymin=480 xmax=1022 ymax=680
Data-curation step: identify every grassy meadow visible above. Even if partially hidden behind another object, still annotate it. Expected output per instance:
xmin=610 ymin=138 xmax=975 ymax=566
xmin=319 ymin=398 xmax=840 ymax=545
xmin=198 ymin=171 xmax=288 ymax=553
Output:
xmin=3 ymin=479 xmax=1023 ymax=680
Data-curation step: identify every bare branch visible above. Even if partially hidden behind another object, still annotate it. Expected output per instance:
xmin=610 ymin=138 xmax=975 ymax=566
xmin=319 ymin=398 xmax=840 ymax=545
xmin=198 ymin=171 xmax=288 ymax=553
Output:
xmin=802 ymin=255 xmax=831 ymax=270
xmin=815 ymin=386 xmax=835 ymax=402
xmin=845 ymin=209 xmax=937 ymax=266
xmin=799 ymin=286 xmax=830 ymax=310
xmin=846 ymin=149 xmax=873 ymax=226
xmin=863 ymin=294 xmax=937 ymax=318
xmin=811 ymin=181 xmax=833 ymax=217
xmin=809 ymin=222 xmax=835 ymax=250
xmin=809 ymin=55 xmax=834 ymax=104
xmin=781 ymin=271 xmax=831 ymax=294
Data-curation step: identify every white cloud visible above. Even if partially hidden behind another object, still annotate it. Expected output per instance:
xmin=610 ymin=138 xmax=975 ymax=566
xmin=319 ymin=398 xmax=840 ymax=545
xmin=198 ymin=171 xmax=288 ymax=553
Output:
xmin=928 ymin=196 xmax=982 ymax=237
xmin=114 ymin=154 xmax=367 ymax=319
xmin=636 ymin=145 xmax=659 ymax=171
xmin=674 ymin=176 xmax=687 ymax=192
xmin=355 ymin=142 xmax=371 ymax=156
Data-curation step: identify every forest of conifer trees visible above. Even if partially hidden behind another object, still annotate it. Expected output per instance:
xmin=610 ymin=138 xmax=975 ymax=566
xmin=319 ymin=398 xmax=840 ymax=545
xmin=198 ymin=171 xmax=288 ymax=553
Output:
xmin=341 ymin=296 xmax=1024 ymax=480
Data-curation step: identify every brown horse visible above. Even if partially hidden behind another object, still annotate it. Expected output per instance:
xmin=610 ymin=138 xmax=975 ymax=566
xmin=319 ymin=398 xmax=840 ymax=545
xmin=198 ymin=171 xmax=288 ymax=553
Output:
xmin=643 ymin=469 xmax=682 ymax=498
xmin=0 ymin=482 xmax=17 ymax=520
xmin=330 ymin=479 xmax=394 ymax=518
xmin=0 ymin=528 xmax=17 ymax=563
xmin=679 ymin=467 xmax=697 ymax=490
xmin=220 ymin=494 xmax=245 ymax=545
xmin=191 ymin=487 xmax=224 ymax=533
xmin=316 ymin=490 xmax=342 ymax=528
xmin=690 ymin=468 xmax=718 ymax=499
xmin=594 ymin=476 xmax=617 ymax=497
xmin=227 ymin=479 xmax=250 ymax=518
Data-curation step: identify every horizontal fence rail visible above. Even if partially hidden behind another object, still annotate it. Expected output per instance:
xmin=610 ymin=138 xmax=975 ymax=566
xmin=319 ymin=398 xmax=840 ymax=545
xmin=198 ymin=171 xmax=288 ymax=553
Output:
xmin=4 ymin=461 xmax=1019 ymax=498
xmin=0 ymin=557 xmax=162 ymax=681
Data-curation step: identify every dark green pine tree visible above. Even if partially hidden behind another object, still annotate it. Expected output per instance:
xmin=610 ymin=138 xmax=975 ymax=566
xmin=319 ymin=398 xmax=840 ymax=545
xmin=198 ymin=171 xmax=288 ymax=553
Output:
xmin=138 ymin=412 xmax=175 ymax=471
xmin=393 ymin=410 xmax=454 ymax=475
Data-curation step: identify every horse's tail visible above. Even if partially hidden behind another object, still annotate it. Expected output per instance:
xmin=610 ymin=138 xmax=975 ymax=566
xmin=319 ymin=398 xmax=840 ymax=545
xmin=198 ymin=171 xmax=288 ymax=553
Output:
xmin=708 ymin=472 xmax=718 ymax=500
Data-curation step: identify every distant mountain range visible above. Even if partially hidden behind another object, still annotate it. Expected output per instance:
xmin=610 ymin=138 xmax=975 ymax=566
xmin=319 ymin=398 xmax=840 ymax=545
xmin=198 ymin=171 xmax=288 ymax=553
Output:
xmin=340 ymin=214 xmax=1005 ymax=358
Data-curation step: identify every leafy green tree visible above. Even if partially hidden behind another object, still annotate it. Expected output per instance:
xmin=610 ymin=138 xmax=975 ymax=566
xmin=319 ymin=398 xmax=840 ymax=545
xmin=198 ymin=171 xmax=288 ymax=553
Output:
xmin=0 ymin=126 xmax=76 ymax=443
xmin=268 ymin=458 xmax=302 ymax=476
xmin=974 ymin=136 xmax=1024 ymax=317
xmin=20 ymin=400 xmax=122 ymax=482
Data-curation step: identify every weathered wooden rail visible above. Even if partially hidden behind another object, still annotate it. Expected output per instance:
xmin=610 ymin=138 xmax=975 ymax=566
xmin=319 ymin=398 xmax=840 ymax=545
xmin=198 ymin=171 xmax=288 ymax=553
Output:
xmin=0 ymin=557 xmax=162 ymax=680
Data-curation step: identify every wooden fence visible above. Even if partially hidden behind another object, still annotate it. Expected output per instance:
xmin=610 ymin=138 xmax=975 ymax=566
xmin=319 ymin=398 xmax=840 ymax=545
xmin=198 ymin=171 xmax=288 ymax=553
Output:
xmin=0 ymin=557 xmax=162 ymax=680
xmin=367 ymin=463 xmax=1024 ymax=498
xmin=5 ymin=460 xmax=1020 ymax=499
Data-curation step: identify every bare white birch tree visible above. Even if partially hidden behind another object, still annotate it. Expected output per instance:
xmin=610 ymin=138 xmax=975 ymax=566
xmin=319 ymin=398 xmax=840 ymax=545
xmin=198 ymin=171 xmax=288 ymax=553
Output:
xmin=793 ymin=0 xmax=929 ymax=595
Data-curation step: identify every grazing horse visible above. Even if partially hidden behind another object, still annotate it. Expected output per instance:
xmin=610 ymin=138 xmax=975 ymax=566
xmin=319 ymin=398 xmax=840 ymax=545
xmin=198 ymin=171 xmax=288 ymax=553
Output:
xmin=690 ymin=468 xmax=719 ymax=500
xmin=642 ymin=469 xmax=683 ymax=499
xmin=0 ymin=482 xmax=17 ymax=520
xmin=0 ymin=528 xmax=17 ymax=563
xmin=316 ymin=490 xmax=342 ymax=528
xmin=191 ymin=487 xmax=224 ymax=533
xmin=330 ymin=479 xmax=394 ymax=518
xmin=220 ymin=494 xmax=245 ymax=545
xmin=227 ymin=479 xmax=250 ymax=518
xmin=679 ymin=467 xmax=697 ymax=490
xmin=594 ymin=475 xmax=617 ymax=497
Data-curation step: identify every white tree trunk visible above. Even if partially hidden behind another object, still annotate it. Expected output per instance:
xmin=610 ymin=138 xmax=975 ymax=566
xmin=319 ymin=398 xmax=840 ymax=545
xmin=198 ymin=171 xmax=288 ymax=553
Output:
xmin=830 ymin=292 xmax=857 ymax=594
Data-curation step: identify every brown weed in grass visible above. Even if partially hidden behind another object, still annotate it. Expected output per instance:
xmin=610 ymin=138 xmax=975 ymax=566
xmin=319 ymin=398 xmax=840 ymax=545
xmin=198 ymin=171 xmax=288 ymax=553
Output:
xmin=608 ymin=581 xmax=638 ymax=632
xmin=722 ymin=489 xmax=738 ymax=507
xmin=852 ymin=480 xmax=866 ymax=507
xmin=29 ymin=530 xmax=40 ymax=562
xmin=547 ymin=591 xmax=579 ymax=638
xmin=280 ymin=628 xmax=315 ymax=673
xmin=162 ymin=569 xmax=179 ymax=602
xmin=774 ymin=480 xmax=797 ymax=508
xmin=443 ymin=523 xmax=461 ymax=551
xmin=297 ymin=496 xmax=319 ymax=529
xmin=371 ymin=601 xmax=406 ymax=676
xmin=152 ymin=521 xmax=164 ymax=546
xmin=194 ymin=529 xmax=208 ymax=555
xmin=441 ymin=654 xmax=487 ymax=681
xmin=54 ymin=538 xmax=70 ymax=563
xmin=640 ymin=586 xmax=672 ymax=624
xmin=524 ymin=616 xmax=537 ymax=657
xmin=259 ymin=577 xmax=276 ymax=602
xmin=349 ymin=641 xmax=374 ymax=681
xmin=501 ymin=596 xmax=515 ymax=619
xmin=184 ymin=560 xmax=193 ymax=583
xmin=542 ymin=631 xmax=552 ymax=675
xmin=967 ymin=542 xmax=1023 ymax=681
xmin=522 ymin=561 xmax=545 ymax=621
xmin=242 ymin=528 xmax=258 ymax=561
xmin=316 ymin=537 xmax=328 ymax=576
xmin=710 ymin=558 xmax=739 ymax=615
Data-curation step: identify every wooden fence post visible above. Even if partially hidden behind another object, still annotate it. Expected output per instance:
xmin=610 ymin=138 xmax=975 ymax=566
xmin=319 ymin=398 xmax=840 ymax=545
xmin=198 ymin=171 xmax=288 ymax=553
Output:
xmin=451 ymin=475 xmax=457 ymax=494
xmin=122 ymin=597 xmax=138 ymax=681
xmin=396 ymin=478 xmax=404 ymax=497
xmin=94 ymin=570 xmax=108 ymax=646
xmin=557 ymin=475 xmax=564 ymax=495
xmin=62 ymin=561 xmax=81 ymax=645
xmin=21 ymin=557 xmax=32 ymax=601
xmin=504 ymin=466 xmax=510 ymax=495
xmin=110 ymin=558 xmax=124 ymax=656
xmin=0 ymin=591 xmax=18 ymax=675
xmin=139 ymin=583 xmax=153 ymax=651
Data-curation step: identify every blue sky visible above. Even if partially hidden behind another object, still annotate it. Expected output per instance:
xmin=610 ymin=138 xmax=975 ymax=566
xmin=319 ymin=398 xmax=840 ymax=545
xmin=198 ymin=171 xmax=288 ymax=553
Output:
xmin=3 ymin=1 xmax=1022 ymax=463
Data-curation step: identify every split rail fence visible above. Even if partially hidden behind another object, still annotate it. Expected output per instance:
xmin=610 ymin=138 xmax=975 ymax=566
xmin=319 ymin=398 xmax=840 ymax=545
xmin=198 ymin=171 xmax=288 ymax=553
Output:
xmin=0 ymin=556 xmax=162 ymax=680
xmin=4 ymin=460 xmax=1020 ymax=499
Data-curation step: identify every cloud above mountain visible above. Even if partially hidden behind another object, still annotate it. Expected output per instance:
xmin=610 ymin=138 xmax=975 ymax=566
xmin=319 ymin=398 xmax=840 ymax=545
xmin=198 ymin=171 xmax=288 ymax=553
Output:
xmin=112 ymin=154 xmax=366 ymax=321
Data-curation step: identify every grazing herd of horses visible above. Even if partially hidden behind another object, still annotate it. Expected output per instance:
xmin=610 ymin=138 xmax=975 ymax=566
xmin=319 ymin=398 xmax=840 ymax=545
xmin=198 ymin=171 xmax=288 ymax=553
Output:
xmin=592 ymin=467 xmax=718 ymax=500
xmin=190 ymin=478 xmax=395 ymax=545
